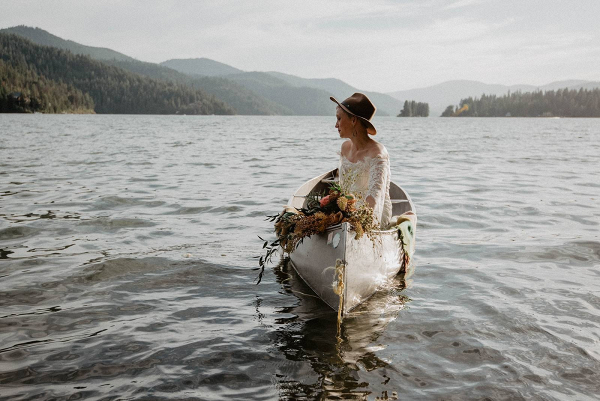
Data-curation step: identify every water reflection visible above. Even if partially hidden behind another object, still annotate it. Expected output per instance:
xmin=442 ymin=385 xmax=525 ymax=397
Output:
xmin=271 ymin=258 xmax=412 ymax=400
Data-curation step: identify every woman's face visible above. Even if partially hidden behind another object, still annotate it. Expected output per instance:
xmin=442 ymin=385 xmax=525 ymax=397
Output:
xmin=335 ymin=107 xmax=354 ymax=138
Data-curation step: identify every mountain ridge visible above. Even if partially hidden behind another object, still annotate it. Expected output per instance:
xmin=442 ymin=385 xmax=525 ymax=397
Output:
xmin=0 ymin=25 xmax=135 ymax=62
xmin=0 ymin=33 xmax=234 ymax=115
xmin=2 ymin=26 xmax=356 ymax=115
xmin=263 ymin=71 xmax=401 ymax=117
xmin=161 ymin=60 xmax=402 ymax=116
xmin=161 ymin=58 xmax=243 ymax=77
xmin=2 ymin=26 xmax=291 ymax=115
xmin=4 ymin=25 xmax=598 ymax=117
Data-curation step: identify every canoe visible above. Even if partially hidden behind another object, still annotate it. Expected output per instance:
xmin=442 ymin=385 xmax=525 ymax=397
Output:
xmin=286 ymin=169 xmax=416 ymax=316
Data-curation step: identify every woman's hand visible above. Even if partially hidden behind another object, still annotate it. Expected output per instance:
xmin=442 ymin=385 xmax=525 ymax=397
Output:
xmin=365 ymin=195 xmax=376 ymax=209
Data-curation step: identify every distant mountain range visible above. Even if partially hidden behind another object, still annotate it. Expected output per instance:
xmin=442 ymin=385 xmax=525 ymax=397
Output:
xmin=162 ymin=58 xmax=243 ymax=76
xmin=1 ymin=26 xmax=401 ymax=116
xmin=0 ymin=25 xmax=136 ymax=62
xmin=0 ymin=27 xmax=292 ymax=115
xmin=388 ymin=79 xmax=600 ymax=116
xmin=0 ymin=33 xmax=234 ymax=115
xmin=160 ymin=59 xmax=402 ymax=116
xmin=2 ymin=25 xmax=599 ymax=116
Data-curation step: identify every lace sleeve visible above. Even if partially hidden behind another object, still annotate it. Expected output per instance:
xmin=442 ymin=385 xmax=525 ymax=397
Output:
xmin=366 ymin=155 xmax=389 ymax=222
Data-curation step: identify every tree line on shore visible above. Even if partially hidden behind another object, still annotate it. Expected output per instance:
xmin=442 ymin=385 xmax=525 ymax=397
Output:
xmin=0 ymin=59 xmax=94 ymax=113
xmin=397 ymin=100 xmax=429 ymax=117
xmin=398 ymin=87 xmax=600 ymax=118
xmin=441 ymin=88 xmax=600 ymax=117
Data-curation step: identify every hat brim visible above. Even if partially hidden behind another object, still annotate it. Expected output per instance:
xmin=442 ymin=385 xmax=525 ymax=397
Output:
xmin=330 ymin=96 xmax=376 ymax=135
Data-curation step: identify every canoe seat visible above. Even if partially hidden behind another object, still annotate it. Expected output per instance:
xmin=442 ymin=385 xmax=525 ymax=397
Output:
xmin=321 ymin=178 xmax=339 ymax=184
xmin=391 ymin=198 xmax=412 ymax=216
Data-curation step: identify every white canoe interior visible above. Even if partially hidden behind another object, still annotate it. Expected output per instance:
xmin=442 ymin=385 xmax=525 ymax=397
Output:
xmin=286 ymin=169 xmax=416 ymax=316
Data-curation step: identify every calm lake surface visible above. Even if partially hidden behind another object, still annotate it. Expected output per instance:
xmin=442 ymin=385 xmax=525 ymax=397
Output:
xmin=0 ymin=115 xmax=599 ymax=400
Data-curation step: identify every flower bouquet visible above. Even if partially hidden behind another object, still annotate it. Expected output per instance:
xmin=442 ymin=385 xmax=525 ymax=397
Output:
xmin=255 ymin=183 xmax=379 ymax=283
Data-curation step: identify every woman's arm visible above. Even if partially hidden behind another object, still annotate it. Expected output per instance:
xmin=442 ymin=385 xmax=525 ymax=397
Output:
xmin=366 ymin=155 xmax=389 ymax=220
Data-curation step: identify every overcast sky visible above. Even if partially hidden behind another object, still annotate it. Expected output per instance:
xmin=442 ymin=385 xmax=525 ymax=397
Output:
xmin=2 ymin=0 xmax=599 ymax=92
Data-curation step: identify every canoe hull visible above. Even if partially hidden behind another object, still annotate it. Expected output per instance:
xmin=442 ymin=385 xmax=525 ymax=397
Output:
xmin=288 ymin=224 xmax=347 ymax=311
xmin=289 ymin=222 xmax=404 ymax=315
xmin=343 ymin=224 xmax=404 ymax=313
xmin=287 ymin=169 xmax=415 ymax=316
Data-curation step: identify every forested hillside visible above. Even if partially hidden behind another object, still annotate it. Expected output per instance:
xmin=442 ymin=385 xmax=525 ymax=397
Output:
xmin=0 ymin=33 xmax=234 ymax=114
xmin=265 ymin=71 xmax=400 ymax=116
xmin=159 ymin=59 xmax=338 ymax=115
xmin=0 ymin=59 xmax=94 ymax=113
xmin=0 ymin=25 xmax=135 ymax=61
xmin=4 ymin=27 xmax=334 ymax=115
xmin=4 ymin=26 xmax=404 ymax=116
xmin=226 ymin=72 xmax=334 ymax=116
xmin=442 ymin=88 xmax=600 ymax=117
xmin=107 ymin=59 xmax=290 ymax=115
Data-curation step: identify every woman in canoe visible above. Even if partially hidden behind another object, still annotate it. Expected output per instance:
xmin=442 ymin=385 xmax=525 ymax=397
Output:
xmin=330 ymin=93 xmax=392 ymax=229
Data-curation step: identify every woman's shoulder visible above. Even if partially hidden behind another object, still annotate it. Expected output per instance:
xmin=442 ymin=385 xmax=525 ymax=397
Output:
xmin=340 ymin=140 xmax=388 ymax=161
xmin=367 ymin=141 xmax=389 ymax=159
xmin=339 ymin=140 xmax=352 ymax=157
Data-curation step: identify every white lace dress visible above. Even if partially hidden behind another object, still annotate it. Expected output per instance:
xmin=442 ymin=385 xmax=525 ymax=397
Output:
xmin=338 ymin=152 xmax=392 ymax=229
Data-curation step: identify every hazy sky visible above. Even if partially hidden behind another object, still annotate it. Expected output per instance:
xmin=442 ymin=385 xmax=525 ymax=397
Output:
xmin=2 ymin=0 xmax=599 ymax=92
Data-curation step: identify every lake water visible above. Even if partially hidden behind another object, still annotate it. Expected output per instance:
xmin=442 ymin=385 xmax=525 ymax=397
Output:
xmin=0 ymin=115 xmax=599 ymax=400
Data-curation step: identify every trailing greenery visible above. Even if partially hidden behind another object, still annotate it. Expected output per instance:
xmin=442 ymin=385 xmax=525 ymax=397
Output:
xmin=0 ymin=59 xmax=94 ymax=113
xmin=397 ymin=100 xmax=429 ymax=117
xmin=441 ymin=88 xmax=600 ymax=117
xmin=0 ymin=33 xmax=234 ymax=115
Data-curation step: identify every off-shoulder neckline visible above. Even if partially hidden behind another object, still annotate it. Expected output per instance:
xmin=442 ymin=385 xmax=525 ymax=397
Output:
xmin=340 ymin=153 xmax=389 ymax=164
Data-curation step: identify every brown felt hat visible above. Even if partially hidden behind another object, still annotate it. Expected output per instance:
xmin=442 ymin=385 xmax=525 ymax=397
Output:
xmin=330 ymin=92 xmax=377 ymax=135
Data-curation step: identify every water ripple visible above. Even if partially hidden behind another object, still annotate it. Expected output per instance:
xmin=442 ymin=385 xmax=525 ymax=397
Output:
xmin=0 ymin=115 xmax=599 ymax=400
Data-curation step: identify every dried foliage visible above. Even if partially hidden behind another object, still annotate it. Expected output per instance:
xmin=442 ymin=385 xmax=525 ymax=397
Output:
xmin=255 ymin=183 xmax=379 ymax=283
